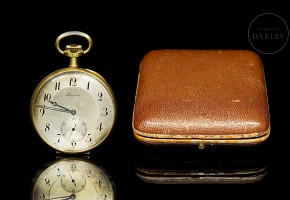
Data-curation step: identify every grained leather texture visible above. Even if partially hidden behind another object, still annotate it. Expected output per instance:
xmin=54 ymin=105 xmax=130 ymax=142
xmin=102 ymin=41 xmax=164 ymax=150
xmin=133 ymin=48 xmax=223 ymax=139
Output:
xmin=132 ymin=50 xmax=270 ymax=145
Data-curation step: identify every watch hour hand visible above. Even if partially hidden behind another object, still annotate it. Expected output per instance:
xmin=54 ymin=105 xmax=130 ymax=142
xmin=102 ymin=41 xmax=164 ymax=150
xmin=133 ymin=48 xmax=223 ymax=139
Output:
xmin=37 ymin=105 xmax=73 ymax=114
xmin=43 ymin=194 xmax=76 ymax=200
xmin=47 ymin=100 xmax=76 ymax=115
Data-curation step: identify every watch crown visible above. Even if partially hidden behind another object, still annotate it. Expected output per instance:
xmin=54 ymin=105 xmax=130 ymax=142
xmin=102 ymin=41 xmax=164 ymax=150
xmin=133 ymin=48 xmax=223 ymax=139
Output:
xmin=64 ymin=44 xmax=84 ymax=58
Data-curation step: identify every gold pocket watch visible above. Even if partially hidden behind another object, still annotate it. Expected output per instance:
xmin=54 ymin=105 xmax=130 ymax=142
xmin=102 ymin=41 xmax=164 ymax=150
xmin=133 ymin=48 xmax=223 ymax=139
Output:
xmin=30 ymin=31 xmax=117 ymax=154
xmin=31 ymin=157 xmax=115 ymax=200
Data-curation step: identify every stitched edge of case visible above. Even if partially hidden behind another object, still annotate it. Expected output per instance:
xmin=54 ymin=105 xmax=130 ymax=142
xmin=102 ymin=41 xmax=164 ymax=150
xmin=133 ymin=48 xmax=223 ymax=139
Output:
xmin=132 ymin=126 xmax=270 ymax=146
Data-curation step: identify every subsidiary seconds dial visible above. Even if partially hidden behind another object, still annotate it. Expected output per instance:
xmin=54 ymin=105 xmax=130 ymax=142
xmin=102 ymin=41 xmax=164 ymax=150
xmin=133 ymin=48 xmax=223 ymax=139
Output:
xmin=61 ymin=117 xmax=87 ymax=143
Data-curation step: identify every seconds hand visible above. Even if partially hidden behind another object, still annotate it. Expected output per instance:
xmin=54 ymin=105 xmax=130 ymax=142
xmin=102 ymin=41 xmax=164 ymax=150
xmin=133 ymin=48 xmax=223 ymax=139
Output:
xmin=68 ymin=124 xmax=77 ymax=140
xmin=68 ymin=172 xmax=77 ymax=186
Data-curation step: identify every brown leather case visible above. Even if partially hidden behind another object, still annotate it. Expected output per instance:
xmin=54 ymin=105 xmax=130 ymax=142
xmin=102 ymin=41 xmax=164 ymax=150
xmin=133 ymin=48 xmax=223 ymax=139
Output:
xmin=132 ymin=50 xmax=270 ymax=148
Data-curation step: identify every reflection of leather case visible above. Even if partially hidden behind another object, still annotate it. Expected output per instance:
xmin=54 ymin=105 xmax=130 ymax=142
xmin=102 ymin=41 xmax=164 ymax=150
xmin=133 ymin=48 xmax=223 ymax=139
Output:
xmin=132 ymin=50 xmax=270 ymax=148
xmin=135 ymin=147 xmax=268 ymax=184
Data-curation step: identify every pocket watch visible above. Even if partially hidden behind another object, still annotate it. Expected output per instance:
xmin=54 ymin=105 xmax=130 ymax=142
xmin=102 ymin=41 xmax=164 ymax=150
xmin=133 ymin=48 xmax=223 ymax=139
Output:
xmin=30 ymin=31 xmax=117 ymax=154
xmin=31 ymin=157 xmax=115 ymax=200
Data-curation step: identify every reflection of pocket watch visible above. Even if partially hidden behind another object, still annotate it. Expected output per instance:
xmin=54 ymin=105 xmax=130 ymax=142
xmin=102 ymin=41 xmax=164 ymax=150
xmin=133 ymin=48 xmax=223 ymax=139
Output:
xmin=30 ymin=31 xmax=117 ymax=154
xmin=31 ymin=157 xmax=115 ymax=200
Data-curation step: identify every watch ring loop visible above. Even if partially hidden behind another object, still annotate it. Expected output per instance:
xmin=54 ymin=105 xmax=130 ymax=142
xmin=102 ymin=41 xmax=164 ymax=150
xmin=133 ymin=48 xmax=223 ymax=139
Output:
xmin=55 ymin=31 xmax=93 ymax=55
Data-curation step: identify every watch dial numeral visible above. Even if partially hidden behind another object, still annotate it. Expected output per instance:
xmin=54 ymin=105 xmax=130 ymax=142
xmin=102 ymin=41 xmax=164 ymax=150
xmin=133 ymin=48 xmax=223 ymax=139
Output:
xmin=39 ymin=106 xmax=45 ymax=116
xmin=101 ymin=107 xmax=108 ymax=116
xmin=87 ymin=81 xmax=90 ymax=90
xmin=100 ymin=194 xmax=108 ymax=200
xmin=98 ymin=180 xmax=104 ymax=188
xmin=45 ymin=123 xmax=51 ymax=132
xmin=85 ymin=133 xmax=92 ymax=143
xmin=71 ymin=142 xmax=77 ymax=146
xmin=71 ymin=163 xmax=77 ymax=170
xmin=97 ymin=92 xmax=103 ymax=101
xmin=69 ymin=77 xmax=77 ymax=86
xmin=57 ymin=133 xmax=61 ymax=142
xmin=57 ymin=168 xmax=61 ymax=177
xmin=44 ymin=93 xmax=51 ymax=102
xmin=85 ymin=168 xmax=92 ymax=178
xmin=97 ymin=123 xmax=104 ymax=131
xmin=44 ymin=178 xmax=51 ymax=186
xmin=35 ymin=192 xmax=45 ymax=200
xmin=55 ymin=82 xmax=60 ymax=90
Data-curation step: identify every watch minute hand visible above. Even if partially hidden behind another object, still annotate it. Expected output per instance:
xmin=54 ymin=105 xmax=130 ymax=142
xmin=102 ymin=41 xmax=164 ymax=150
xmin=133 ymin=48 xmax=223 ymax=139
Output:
xmin=43 ymin=194 xmax=72 ymax=200
xmin=37 ymin=105 xmax=72 ymax=113
xmin=47 ymin=100 xmax=76 ymax=115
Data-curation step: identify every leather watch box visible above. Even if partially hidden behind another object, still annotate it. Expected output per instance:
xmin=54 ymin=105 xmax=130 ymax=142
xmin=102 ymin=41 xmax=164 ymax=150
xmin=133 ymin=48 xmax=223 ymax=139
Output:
xmin=132 ymin=50 xmax=270 ymax=148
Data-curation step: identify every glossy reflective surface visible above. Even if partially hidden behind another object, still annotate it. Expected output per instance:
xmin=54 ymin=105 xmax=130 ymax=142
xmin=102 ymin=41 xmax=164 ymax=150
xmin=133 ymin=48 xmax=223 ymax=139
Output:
xmin=31 ymin=157 xmax=115 ymax=200
xmin=5 ymin=6 xmax=289 ymax=200
xmin=26 ymin=142 xmax=273 ymax=199
xmin=135 ymin=150 xmax=269 ymax=185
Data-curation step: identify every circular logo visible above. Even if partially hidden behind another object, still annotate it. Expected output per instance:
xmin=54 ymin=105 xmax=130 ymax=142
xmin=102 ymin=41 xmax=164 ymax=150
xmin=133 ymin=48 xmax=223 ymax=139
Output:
xmin=248 ymin=13 xmax=289 ymax=54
